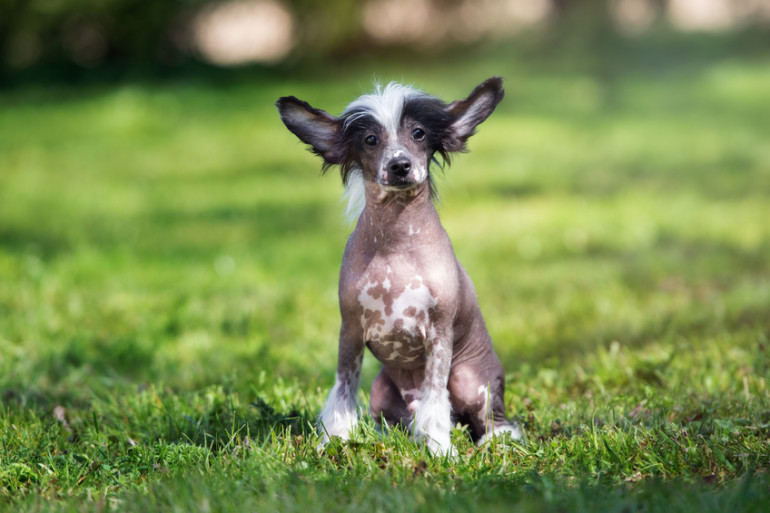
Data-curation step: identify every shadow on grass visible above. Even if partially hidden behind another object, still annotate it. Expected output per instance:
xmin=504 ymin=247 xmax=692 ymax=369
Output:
xmin=150 ymin=395 xmax=315 ymax=451
xmin=0 ymin=200 xmax=337 ymax=261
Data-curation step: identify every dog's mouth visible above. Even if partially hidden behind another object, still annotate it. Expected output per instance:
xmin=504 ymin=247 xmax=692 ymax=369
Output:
xmin=378 ymin=174 xmax=423 ymax=190
xmin=377 ymin=180 xmax=419 ymax=192
xmin=390 ymin=178 xmax=417 ymax=188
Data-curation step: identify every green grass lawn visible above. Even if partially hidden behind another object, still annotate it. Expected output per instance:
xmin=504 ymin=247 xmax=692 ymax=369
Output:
xmin=1 ymin=41 xmax=769 ymax=511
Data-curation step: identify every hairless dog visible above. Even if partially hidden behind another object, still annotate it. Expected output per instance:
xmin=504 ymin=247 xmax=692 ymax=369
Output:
xmin=276 ymin=77 xmax=521 ymax=455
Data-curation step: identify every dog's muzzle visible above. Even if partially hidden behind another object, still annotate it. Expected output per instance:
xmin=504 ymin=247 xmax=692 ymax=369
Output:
xmin=382 ymin=156 xmax=419 ymax=188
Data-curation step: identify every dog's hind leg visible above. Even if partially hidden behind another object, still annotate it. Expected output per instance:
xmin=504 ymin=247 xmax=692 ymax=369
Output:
xmin=369 ymin=367 xmax=411 ymax=428
xmin=476 ymin=391 xmax=523 ymax=446
xmin=449 ymin=358 xmax=522 ymax=445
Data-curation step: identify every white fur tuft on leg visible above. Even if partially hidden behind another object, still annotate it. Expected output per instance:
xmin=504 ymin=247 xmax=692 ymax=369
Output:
xmin=318 ymin=372 xmax=359 ymax=445
xmin=411 ymin=387 xmax=454 ymax=456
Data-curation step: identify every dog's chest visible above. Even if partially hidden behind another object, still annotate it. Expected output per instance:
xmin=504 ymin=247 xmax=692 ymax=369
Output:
xmin=356 ymin=264 xmax=438 ymax=366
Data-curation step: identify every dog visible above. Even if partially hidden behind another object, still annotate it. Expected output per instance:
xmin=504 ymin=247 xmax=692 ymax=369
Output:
xmin=276 ymin=77 xmax=521 ymax=455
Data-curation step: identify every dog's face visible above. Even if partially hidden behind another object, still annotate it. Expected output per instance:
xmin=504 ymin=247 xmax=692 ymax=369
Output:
xmin=276 ymin=77 xmax=504 ymax=193
xmin=340 ymin=89 xmax=453 ymax=190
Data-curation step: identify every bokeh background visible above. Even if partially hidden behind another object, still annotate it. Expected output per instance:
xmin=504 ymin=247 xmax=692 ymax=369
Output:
xmin=1 ymin=1 xmax=770 ymax=77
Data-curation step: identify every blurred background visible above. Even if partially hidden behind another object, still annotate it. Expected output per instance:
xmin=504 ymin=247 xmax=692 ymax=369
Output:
xmin=1 ymin=0 xmax=769 ymax=78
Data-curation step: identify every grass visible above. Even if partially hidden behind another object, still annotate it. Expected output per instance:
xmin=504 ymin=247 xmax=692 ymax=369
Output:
xmin=1 ymin=38 xmax=769 ymax=511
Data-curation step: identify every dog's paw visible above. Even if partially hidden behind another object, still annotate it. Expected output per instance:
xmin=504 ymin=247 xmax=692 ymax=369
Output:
xmin=412 ymin=427 xmax=455 ymax=458
xmin=316 ymin=433 xmax=345 ymax=454
xmin=477 ymin=422 xmax=524 ymax=447
xmin=317 ymin=424 xmax=353 ymax=448
xmin=426 ymin=436 xmax=457 ymax=458
xmin=317 ymin=404 xmax=358 ymax=446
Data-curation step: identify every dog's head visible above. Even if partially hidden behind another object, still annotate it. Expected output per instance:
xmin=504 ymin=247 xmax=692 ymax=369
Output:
xmin=276 ymin=77 xmax=504 ymax=195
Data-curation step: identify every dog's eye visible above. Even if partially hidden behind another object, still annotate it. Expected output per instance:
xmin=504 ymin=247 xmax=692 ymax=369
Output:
xmin=365 ymin=135 xmax=378 ymax=146
xmin=412 ymin=128 xmax=426 ymax=141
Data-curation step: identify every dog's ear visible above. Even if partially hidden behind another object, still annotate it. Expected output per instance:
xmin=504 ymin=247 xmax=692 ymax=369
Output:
xmin=276 ymin=96 xmax=344 ymax=164
xmin=443 ymin=77 xmax=504 ymax=153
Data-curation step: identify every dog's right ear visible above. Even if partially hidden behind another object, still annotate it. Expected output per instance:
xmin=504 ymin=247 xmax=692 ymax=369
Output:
xmin=443 ymin=77 xmax=504 ymax=153
xmin=276 ymin=96 xmax=344 ymax=165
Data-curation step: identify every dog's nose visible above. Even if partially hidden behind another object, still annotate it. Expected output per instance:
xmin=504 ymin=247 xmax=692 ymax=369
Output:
xmin=387 ymin=157 xmax=411 ymax=177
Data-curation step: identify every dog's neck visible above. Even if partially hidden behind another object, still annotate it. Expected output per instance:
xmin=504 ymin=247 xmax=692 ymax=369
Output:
xmin=355 ymin=180 xmax=441 ymax=252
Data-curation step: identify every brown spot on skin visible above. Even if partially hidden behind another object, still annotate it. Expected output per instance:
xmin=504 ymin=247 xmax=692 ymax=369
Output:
xmin=364 ymin=309 xmax=386 ymax=327
xmin=363 ymin=277 xmax=406 ymax=317
xmin=366 ymin=282 xmax=386 ymax=300
xmin=403 ymin=306 xmax=417 ymax=317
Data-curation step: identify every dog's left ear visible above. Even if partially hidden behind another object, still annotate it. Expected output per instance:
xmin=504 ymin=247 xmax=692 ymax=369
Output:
xmin=443 ymin=77 xmax=504 ymax=153
xmin=276 ymin=96 xmax=345 ymax=165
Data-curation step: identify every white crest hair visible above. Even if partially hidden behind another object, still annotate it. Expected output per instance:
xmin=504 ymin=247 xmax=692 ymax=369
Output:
xmin=343 ymin=82 xmax=428 ymax=137
xmin=341 ymin=82 xmax=433 ymax=222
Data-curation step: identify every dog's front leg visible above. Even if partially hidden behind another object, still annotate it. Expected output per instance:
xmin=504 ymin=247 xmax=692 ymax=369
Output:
xmin=318 ymin=328 xmax=365 ymax=445
xmin=412 ymin=333 xmax=454 ymax=456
